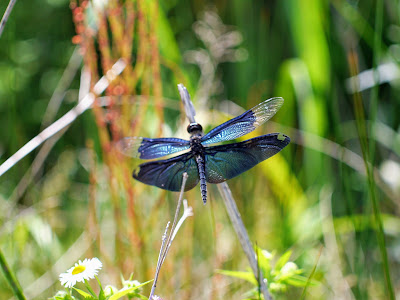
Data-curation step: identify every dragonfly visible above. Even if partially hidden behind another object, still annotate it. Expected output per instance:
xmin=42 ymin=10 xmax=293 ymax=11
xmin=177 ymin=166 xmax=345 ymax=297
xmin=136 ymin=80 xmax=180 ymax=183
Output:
xmin=118 ymin=97 xmax=290 ymax=204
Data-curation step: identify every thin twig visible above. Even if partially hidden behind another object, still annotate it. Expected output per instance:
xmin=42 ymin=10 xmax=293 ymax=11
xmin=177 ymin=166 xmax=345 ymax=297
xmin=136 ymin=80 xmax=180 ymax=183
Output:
xmin=150 ymin=221 xmax=170 ymax=300
xmin=164 ymin=172 xmax=188 ymax=250
xmin=178 ymin=83 xmax=272 ymax=300
xmin=0 ymin=0 xmax=17 ymax=38
xmin=217 ymin=183 xmax=272 ymax=300
xmin=171 ymin=200 xmax=193 ymax=241
xmin=0 ymin=59 xmax=126 ymax=178
xmin=178 ymin=84 xmax=196 ymax=124
xmin=149 ymin=173 xmax=192 ymax=299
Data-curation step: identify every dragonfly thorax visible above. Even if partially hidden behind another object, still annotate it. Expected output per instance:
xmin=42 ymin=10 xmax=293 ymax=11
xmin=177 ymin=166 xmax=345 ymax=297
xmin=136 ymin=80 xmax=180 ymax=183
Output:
xmin=190 ymin=136 xmax=205 ymax=155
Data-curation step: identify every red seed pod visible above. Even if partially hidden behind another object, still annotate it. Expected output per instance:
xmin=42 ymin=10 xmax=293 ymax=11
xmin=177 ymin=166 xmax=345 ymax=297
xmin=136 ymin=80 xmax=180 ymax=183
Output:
xmin=113 ymin=85 xmax=125 ymax=95
xmin=72 ymin=35 xmax=82 ymax=44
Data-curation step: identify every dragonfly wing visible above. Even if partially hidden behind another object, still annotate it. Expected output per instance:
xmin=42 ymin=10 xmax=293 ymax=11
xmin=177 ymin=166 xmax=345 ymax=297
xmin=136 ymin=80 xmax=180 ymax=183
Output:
xmin=117 ymin=137 xmax=190 ymax=159
xmin=201 ymin=97 xmax=284 ymax=145
xmin=133 ymin=152 xmax=200 ymax=191
xmin=204 ymin=133 xmax=290 ymax=183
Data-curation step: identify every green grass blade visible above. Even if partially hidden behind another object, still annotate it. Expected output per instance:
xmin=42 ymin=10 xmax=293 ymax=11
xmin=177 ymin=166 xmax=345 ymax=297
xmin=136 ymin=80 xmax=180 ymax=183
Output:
xmin=0 ymin=248 xmax=26 ymax=300
xmin=349 ymin=54 xmax=395 ymax=299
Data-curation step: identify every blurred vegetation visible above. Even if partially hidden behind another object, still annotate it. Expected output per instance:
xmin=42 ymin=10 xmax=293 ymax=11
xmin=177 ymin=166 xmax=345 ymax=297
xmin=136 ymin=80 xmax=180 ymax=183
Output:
xmin=1 ymin=0 xmax=400 ymax=299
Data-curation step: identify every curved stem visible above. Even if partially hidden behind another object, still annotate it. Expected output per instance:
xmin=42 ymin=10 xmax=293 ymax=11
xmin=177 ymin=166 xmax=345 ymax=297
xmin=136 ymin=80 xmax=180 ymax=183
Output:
xmin=0 ymin=247 xmax=26 ymax=300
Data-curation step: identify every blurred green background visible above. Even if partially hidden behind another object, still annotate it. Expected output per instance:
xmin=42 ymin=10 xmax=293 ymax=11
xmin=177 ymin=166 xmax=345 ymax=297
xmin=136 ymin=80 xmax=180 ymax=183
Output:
xmin=1 ymin=0 xmax=400 ymax=299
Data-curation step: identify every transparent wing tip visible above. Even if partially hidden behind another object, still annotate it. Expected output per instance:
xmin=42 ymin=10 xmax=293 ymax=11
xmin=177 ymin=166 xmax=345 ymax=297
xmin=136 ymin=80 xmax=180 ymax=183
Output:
xmin=115 ymin=137 xmax=143 ymax=157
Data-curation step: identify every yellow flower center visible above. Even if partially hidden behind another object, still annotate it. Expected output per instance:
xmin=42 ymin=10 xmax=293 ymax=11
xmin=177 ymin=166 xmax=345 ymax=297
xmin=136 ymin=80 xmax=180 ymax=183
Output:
xmin=72 ymin=265 xmax=86 ymax=275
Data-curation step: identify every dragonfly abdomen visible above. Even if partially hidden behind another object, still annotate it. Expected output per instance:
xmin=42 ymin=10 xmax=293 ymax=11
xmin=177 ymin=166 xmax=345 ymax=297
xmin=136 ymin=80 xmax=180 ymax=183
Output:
xmin=195 ymin=155 xmax=207 ymax=204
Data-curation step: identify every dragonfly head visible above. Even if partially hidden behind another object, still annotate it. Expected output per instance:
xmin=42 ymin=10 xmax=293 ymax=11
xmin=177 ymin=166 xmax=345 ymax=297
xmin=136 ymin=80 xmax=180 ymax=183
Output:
xmin=187 ymin=123 xmax=203 ymax=135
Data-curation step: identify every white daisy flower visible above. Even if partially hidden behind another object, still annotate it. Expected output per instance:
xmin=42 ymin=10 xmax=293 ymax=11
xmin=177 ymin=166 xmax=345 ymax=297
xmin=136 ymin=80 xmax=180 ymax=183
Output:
xmin=59 ymin=257 xmax=102 ymax=288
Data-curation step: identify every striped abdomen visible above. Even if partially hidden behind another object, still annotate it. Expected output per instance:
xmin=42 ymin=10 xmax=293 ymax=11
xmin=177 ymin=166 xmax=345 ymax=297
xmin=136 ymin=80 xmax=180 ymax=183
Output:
xmin=195 ymin=155 xmax=207 ymax=204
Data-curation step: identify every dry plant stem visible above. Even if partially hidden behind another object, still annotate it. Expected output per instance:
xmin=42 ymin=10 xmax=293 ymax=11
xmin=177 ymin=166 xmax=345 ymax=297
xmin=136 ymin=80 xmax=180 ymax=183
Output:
xmin=178 ymin=84 xmax=196 ymax=123
xmin=171 ymin=200 xmax=193 ymax=241
xmin=0 ymin=59 xmax=126 ymax=178
xmin=149 ymin=222 xmax=170 ymax=300
xmin=217 ymin=183 xmax=272 ymax=300
xmin=0 ymin=0 xmax=17 ymax=37
xmin=177 ymin=83 xmax=271 ymax=300
xmin=149 ymin=173 xmax=189 ymax=300
xmin=152 ymin=198 xmax=193 ymax=294
xmin=163 ymin=173 xmax=188 ymax=254
xmin=41 ymin=46 xmax=83 ymax=128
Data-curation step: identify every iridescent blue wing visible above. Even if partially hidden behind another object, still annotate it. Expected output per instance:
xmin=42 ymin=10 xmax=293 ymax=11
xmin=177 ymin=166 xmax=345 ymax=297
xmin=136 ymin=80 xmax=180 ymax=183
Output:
xmin=201 ymin=97 xmax=284 ymax=145
xmin=133 ymin=152 xmax=199 ymax=191
xmin=117 ymin=137 xmax=190 ymax=159
xmin=204 ymin=133 xmax=290 ymax=183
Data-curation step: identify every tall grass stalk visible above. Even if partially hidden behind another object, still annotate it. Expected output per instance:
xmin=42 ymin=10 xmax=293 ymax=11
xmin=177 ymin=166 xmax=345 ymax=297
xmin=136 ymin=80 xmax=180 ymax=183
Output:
xmin=369 ymin=0 xmax=383 ymax=162
xmin=348 ymin=51 xmax=395 ymax=299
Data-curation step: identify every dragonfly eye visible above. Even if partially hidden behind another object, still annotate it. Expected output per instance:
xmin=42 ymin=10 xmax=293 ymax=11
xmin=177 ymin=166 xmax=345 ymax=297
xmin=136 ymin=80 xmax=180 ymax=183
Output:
xmin=187 ymin=123 xmax=203 ymax=134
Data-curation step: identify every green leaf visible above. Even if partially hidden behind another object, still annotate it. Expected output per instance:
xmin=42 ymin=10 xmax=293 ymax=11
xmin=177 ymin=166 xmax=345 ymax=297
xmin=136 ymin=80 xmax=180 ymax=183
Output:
xmin=98 ymin=289 xmax=105 ymax=300
xmin=95 ymin=276 xmax=105 ymax=300
xmin=216 ymin=270 xmax=257 ymax=285
xmin=300 ymin=248 xmax=321 ymax=300
xmin=95 ymin=276 xmax=103 ymax=290
xmin=73 ymin=287 xmax=94 ymax=299
xmin=254 ymin=245 xmax=273 ymax=276
xmin=108 ymin=280 xmax=153 ymax=300
xmin=274 ymin=250 xmax=292 ymax=271
xmin=84 ymin=279 xmax=97 ymax=297
xmin=281 ymin=272 xmax=304 ymax=282
xmin=287 ymin=275 xmax=319 ymax=287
